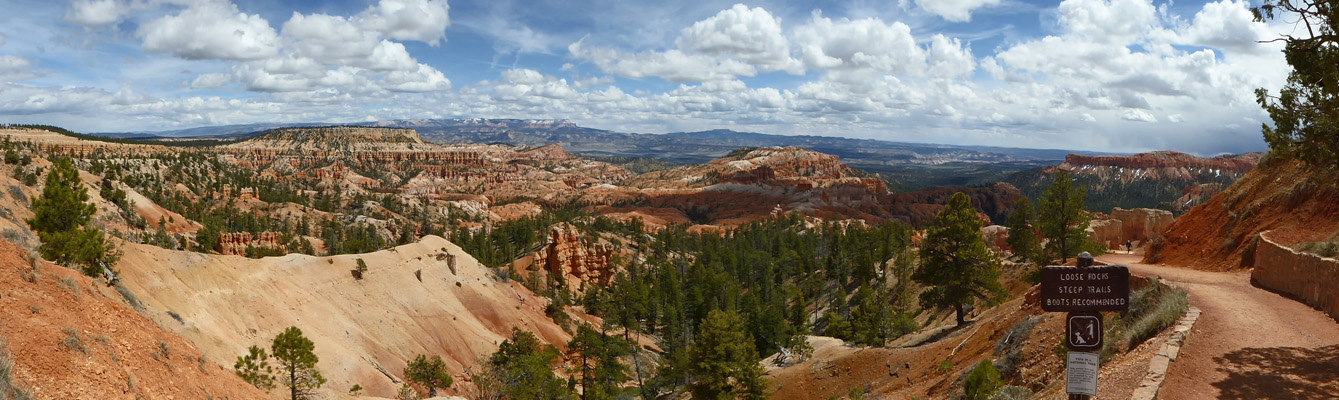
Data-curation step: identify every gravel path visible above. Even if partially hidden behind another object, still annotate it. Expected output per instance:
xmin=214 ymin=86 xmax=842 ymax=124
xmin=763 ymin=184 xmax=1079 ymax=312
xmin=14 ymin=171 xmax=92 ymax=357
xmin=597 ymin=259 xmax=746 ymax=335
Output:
xmin=1099 ymin=254 xmax=1339 ymax=399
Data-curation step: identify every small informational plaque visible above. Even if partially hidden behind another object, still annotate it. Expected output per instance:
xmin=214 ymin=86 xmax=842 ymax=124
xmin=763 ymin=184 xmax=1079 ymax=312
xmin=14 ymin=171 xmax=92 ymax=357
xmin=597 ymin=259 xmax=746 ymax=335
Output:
xmin=1066 ymin=351 xmax=1099 ymax=396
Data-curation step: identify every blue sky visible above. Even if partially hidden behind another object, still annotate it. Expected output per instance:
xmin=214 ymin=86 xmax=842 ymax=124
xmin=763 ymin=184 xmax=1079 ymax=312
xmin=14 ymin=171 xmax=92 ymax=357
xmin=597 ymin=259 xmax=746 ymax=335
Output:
xmin=0 ymin=0 xmax=1296 ymax=155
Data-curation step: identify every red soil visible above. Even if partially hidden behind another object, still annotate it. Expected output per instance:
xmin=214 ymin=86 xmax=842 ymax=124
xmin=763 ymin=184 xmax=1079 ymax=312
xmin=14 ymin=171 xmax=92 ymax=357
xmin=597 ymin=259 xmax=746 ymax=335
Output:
xmin=1150 ymin=157 xmax=1339 ymax=271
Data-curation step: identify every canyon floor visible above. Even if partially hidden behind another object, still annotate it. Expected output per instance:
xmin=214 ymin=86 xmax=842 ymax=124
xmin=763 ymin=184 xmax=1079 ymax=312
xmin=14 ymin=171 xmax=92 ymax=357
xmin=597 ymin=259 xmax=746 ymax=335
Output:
xmin=1100 ymin=253 xmax=1339 ymax=399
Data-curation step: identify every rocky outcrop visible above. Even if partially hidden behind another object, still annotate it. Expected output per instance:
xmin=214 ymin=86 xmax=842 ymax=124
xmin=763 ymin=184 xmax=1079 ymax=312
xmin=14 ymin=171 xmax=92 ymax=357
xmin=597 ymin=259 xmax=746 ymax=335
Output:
xmin=982 ymin=225 xmax=1010 ymax=251
xmin=1087 ymin=218 xmax=1124 ymax=250
xmin=532 ymin=223 xmax=616 ymax=291
xmin=1057 ymin=151 xmax=1260 ymax=181
xmin=1007 ymin=151 xmax=1263 ymax=214
xmin=215 ymin=231 xmax=286 ymax=255
xmin=1111 ymin=208 xmax=1173 ymax=243
xmin=1250 ymin=231 xmax=1339 ymax=321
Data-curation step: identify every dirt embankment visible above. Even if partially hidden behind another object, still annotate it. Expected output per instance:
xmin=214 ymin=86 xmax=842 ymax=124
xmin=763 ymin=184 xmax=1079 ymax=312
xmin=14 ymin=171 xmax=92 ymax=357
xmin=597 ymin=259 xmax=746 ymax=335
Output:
xmin=1148 ymin=157 xmax=1339 ymax=271
xmin=0 ymin=239 xmax=269 ymax=399
xmin=114 ymin=235 xmax=575 ymax=399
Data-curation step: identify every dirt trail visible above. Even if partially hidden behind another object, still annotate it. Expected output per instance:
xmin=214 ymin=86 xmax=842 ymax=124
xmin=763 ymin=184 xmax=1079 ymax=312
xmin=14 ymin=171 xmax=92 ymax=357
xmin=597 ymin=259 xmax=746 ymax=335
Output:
xmin=1099 ymin=254 xmax=1339 ymax=399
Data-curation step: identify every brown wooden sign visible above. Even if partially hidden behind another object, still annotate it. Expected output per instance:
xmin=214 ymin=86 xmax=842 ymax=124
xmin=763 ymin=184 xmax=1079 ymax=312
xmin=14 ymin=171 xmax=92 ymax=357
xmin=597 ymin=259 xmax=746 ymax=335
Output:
xmin=1039 ymin=265 xmax=1130 ymax=312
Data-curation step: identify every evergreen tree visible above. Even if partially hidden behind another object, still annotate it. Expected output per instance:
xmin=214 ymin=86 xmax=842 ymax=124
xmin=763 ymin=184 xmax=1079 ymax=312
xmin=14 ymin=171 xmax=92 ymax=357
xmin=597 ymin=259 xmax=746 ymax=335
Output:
xmin=848 ymin=284 xmax=891 ymax=347
xmin=914 ymin=192 xmax=1007 ymax=326
xmin=688 ymin=310 xmax=768 ymax=400
xmin=1252 ymin=1 xmax=1339 ymax=168
xmin=27 ymin=157 xmax=115 ymax=276
xmin=271 ymin=326 xmax=325 ymax=400
xmin=404 ymin=354 xmax=452 ymax=397
xmin=1038 ymin=171 xmax=1090 ymax=264
xmin=234 ymin=345 xmax=276 ymax=390
xmin=487 ymin=328 xmax=572 ymax=399
xmin=566 ymin=324 xmax=631 ymax=400
xmin=1005 ymin=197 xmax=1042 ymax=264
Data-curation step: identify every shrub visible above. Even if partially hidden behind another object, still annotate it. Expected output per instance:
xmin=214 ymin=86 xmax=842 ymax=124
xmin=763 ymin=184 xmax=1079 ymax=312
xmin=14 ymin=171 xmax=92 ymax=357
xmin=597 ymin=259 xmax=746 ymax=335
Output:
xmin=157 ymin=340 xmax=171 ymax=359
xmin=963 ymin=360 xmax=1001 ymax=400
xmin=58 ymin=276 xmax=79 ymax=300
xmin=0 ymin=340 xmax=35 ymax=400
xmin=993 ymin=316 xmax=1041 ymax=378
xmin=1297 ymin=240 xmax=1339 ymax=258
xmin=60 ymin=327 xmax=87 ymax=353
xmin=1119 ymin=278 xmax=1189 ymax=349
xmin=115 ymin=284 xmax=144 ymax=313
xmin=987 ymin=385 xmax=1033 ymax=400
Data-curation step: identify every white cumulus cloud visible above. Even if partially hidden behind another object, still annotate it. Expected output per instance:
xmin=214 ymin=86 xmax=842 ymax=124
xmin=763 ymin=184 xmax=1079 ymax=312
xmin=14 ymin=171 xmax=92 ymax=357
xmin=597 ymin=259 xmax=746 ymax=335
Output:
xmin=793 ymin=12 xmax=927 ymax=76
xmin=357 ymin=0 xmax=451 ymax=45
xmin=676 ymin=4 xmax=802 ymax=74
xmin=138 ymin=1 xmax=280 ymax=60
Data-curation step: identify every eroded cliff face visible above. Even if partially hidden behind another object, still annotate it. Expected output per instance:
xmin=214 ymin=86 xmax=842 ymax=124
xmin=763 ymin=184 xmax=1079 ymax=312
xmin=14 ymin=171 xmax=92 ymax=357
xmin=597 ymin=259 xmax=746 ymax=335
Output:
xmin=1055 ymin=151 xmax=1260 ymax=181
xmin=215 ymin=231 xmax=286 ymax=255
xmin=1008 ymin=151 xmax=1263 ymax=214
xmin=530 ymin=223 xmax=617 ymax=293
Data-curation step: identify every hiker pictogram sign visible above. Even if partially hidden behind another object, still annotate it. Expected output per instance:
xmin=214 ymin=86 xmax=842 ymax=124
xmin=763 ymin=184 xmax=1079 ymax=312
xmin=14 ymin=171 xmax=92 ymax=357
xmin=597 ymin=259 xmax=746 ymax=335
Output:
xmin=1066 ymin=312 xmax=1103 ymax=352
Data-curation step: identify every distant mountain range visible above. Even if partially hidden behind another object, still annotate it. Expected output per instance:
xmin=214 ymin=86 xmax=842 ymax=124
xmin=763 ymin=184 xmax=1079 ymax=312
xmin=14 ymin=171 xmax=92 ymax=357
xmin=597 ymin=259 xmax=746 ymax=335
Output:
xmin=98 ymin=118 xmax=1106 ymax=191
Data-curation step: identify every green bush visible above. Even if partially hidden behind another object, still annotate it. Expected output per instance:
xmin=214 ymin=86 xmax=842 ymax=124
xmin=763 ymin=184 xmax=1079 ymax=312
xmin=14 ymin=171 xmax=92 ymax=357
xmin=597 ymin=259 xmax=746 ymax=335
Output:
xmin=963 ymin=360 xmax=1002 ymax=400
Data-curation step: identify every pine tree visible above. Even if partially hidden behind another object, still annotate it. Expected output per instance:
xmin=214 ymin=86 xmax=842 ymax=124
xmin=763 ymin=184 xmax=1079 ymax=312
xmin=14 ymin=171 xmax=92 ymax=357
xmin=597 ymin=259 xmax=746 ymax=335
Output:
xmin=27 ymin=157 xmax=115 ymax=276
xmin=487 ymin=328 xmax=572 ymax=399
xmin=1038 ymin=171 xmax=1090 ymax=264
xmin=1005 ymin=197 xmax=1042 ymax=264
xmin=234 ymin=345 xmax=276 ymax=390
xmin=1252 ymin=1 xmax=1339 ymax=168
xmin=271 ymin=326 xmax=325 ymax=400
xmin=404 ymin=354 xmax=452 ymax=397
xmin=914 ymin=192 xmax=1007 ymax=326
xmin=688 ymin=310 xmax=768 ymax=400
xmin=566 ymin=324 xmax=631 ymax=400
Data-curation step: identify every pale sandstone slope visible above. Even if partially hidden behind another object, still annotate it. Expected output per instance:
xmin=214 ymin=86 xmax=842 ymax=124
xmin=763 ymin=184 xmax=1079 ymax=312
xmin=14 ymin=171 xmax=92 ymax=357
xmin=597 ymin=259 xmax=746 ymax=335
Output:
xmin=114 ymin=235 xmax=571 ymax=398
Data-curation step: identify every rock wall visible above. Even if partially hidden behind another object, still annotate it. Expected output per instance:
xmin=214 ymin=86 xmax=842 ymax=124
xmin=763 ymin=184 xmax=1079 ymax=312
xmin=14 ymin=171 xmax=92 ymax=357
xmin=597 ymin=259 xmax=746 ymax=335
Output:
xmin=1251 ymin=231 xmax=1339 ymax=322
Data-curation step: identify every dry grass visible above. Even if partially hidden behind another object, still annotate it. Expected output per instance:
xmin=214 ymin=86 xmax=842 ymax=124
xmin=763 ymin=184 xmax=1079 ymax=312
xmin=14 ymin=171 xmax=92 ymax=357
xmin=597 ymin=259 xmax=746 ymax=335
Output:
xmin=0 ymin=338 xmax=35 ymax=400
xmin=60 ymin=327 xmax=87 ymax=354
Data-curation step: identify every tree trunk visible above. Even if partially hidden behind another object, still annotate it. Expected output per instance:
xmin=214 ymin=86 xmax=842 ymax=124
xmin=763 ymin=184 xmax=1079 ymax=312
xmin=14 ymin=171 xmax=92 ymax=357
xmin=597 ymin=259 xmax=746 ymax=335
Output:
xmin=955 ymin=303 xmax=965 ymax=326
xmin=290 ymin=365 xmax=297 ymax=400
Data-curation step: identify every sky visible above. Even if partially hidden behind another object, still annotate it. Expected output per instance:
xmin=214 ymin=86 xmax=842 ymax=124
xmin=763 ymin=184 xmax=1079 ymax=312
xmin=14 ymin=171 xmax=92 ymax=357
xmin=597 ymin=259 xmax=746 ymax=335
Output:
xmin=0 ymin=0 xmax=1300 ymax=155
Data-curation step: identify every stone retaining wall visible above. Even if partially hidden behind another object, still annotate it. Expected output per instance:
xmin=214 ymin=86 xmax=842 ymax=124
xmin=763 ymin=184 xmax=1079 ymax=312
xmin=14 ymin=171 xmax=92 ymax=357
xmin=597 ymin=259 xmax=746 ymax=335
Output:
xmin=1251 ymin=231 xmax=1339 ymax=321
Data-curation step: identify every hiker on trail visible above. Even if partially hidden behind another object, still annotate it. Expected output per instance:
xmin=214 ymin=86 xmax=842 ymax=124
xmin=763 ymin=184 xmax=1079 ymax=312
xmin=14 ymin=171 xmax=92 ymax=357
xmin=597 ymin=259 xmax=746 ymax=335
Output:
xmin=1127 ymin=240 xmax=1133 ymax=254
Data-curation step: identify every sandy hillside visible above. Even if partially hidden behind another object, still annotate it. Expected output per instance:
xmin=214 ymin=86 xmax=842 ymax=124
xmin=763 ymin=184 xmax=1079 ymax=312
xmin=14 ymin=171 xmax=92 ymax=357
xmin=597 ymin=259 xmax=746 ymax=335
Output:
xmin=114 ymin=235 xmax=572 ymax=398
xmin=0 ymin=239 xmax=269 ymax=399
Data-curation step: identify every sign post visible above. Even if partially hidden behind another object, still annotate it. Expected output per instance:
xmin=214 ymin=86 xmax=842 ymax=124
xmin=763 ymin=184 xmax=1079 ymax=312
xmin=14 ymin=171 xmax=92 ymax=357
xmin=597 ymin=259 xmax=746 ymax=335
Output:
xmin=1038 ymin=253 xmax=1130 ymax=400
